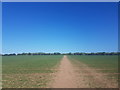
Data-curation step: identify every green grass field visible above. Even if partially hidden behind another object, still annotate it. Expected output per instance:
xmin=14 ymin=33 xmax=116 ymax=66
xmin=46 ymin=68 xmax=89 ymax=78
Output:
xmin=2 ymin=55 xmax=119 ymax=88
xmin=68 ymin=55 xmax=118 ymax=80
xmin=2 ymin=55 xmax=63 ymax=88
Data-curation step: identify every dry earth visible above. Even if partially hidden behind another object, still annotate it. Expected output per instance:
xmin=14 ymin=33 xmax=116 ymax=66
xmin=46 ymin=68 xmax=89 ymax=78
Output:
xmin=50 ymin=55 xmax=78 ymax=88
xmin=49 ymin=55 xmax=118 ymax=88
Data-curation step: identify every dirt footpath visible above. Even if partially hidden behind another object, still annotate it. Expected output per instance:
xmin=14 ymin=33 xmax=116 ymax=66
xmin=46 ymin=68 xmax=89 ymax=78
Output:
xmin=51 ymin=55 xmax=87 ymax=88
xmin=50 ymin=55 xmax=118 ymax=88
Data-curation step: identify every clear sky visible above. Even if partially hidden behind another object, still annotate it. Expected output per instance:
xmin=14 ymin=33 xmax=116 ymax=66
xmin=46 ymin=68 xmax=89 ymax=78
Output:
xmin=2 ymin=2 xmax=118 ymax=54
xmin=0 ymin=2 xmax=2 ymax=54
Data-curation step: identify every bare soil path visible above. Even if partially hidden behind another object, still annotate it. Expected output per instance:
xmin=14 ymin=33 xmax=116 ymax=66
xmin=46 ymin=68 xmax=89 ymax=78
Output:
xmin=51 ymin=55 xmax=86 ymax=88
xmin=50 ymin=55 xmax=118 ymax=88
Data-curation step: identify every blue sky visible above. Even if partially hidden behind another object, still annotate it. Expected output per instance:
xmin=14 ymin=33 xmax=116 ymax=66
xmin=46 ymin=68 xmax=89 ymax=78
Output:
xmin=0 ymin=2 xmax=2 ymax=54
xmin=2 ymin=2 xmax=118 ymax=54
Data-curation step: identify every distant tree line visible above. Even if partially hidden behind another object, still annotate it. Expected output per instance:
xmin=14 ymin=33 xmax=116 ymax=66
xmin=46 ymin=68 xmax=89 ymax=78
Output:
xmin=1 ymin=52 xmax=120 ymax=56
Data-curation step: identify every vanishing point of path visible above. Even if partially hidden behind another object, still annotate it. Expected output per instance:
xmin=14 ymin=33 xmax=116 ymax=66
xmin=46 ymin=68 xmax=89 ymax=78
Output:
xmin=50 ymin=55 xmax=118 ymax=88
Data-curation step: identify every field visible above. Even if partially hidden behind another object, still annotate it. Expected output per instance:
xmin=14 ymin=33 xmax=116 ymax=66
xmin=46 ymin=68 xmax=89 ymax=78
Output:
xmin=68 ymin=55 xmax=118 ymax=73
xmin=2 ymin=55 xmax=62 ymax=88
xmin=68 ymin=55 xmax=118 ymax=87
xmin=2 ymin=55 xmax=119 ymax=88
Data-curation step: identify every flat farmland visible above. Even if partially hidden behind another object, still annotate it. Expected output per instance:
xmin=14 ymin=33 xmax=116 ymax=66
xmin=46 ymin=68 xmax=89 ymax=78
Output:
xmin=2 ymin=55 xmax=63 ymax=88
xmin=68 ymin=55 xmax=118 ymax=88
xmin=2 ymin=55 xmax=119 ymax=88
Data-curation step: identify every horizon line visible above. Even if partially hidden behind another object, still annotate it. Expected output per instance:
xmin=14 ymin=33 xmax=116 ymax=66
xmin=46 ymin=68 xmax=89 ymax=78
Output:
xmin=1 ymin=51 xmax=119 ymax=54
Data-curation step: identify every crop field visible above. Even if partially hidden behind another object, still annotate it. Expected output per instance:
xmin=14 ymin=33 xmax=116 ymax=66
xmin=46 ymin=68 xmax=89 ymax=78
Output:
xmin=2 ymin=55 xmax=63 ymax=88
xmin=68 ymin=55 xmax=118 ymax=73
xmin=2 ymin=55 xmax=119 ymax=88
xmin=68 ymin=55 xmax=118 ymax=71
xmin=68 ymin=55 xmax=118 ymax=87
